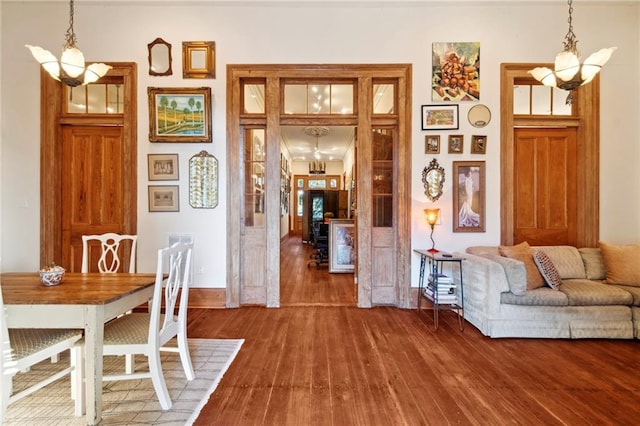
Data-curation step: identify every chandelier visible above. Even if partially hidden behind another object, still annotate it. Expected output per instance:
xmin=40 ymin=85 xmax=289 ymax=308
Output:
xmin=25 ymin=0 xmax=111 ymax=87
xmin=304 ymin=126 xmax=331 ymax=174
xmin=529 ymin=0 xmax=616 ymax=104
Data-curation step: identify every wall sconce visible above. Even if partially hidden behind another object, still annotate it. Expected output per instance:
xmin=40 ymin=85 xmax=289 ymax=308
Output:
xmin=424 ymin=208 xmax=440 ymax=253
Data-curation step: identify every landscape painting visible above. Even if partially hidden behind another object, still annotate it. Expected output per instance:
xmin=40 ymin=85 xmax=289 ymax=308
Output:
xmin=148 ymin=87 xmax=212 ymax=143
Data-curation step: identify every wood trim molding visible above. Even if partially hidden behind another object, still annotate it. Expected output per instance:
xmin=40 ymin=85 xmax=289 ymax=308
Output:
xmin=188 ymin=288 xmax=226 ymax=309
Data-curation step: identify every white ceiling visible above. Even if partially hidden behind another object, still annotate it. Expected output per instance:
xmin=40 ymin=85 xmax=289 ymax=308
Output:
xmin=281 ymin=126 xmax=355 ymax=162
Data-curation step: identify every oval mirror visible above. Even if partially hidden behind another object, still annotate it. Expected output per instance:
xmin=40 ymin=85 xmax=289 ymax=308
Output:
xmin=468 ymin=104 xmax=491 ymax=128
xmin=422 ymin=158 xmax=445 ymax=202
xmin=147 ymin=38 xmax=172 ymax=76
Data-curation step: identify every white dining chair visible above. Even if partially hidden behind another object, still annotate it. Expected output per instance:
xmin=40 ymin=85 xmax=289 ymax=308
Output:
xmin=81 ymin=233 xmax=138 ymax=273
xmin=1 ymin=286 xmax=84 ymax=421
xmin=73 ymin=242 xmax=195 ymax=411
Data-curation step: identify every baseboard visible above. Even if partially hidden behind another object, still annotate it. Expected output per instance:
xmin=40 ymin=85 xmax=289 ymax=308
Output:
xmin=189 ymin=288 xmax=226 ymax=308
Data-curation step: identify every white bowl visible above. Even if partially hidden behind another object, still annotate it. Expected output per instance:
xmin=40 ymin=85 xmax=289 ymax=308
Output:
xmin=39 ymin=268 xmax=65 ymax=286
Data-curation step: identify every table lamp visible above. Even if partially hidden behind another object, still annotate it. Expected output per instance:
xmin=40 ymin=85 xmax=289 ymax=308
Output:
xmin=424 ymin=208 xmax=440 ymax=253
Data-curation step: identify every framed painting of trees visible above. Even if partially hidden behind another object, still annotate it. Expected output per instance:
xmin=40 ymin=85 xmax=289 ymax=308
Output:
xmin=148 ymin=87 xmax=212 ymax=143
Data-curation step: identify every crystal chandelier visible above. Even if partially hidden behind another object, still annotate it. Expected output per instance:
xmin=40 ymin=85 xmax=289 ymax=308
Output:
xmin=529 ymin=0 xmax=616 ymax=104
xmin=25 ymin=0 xmax=111 ymax=87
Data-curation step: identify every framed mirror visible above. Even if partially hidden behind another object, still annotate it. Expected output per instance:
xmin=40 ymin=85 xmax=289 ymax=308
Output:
xmin=182 ymin=41 xmax=215 ymax=79
xmin=468 ymin=104 xmax=491 ymax=128
xmin=422 ymin=158 xmax=445 ymax=202
xmin=147 ymin=38 xmax=172 ymax=76
xmin=189 ymin=150 xmax=218 ymax=208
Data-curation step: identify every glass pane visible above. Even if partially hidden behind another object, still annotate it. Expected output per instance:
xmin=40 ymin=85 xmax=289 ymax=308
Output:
xmin=67 ymin=86 xmax=87 ymax=113
xmin=373 ymin=83 xmax=395 ymax=114
xmin=531 ymin=86 xmax=551 ymax=115
xmin=244 ymin=129 xmax=265 ymax=227
xmin=552 ymin=88 xmax=572 ymax=115
xmin=372 ymin=128 xmax=394 ymax=227
xmin=330 ymin=178 xmax=338 ymax=188
xmin=308 ymin=84 xmax=330 ymax=114
xmin=372 ymin=130 xmax=393 ymax=160
xmin=297 ymin=190 xmax=304 ymax=216
xmin=297 ymin=178 xmax=304 ymax=188
xmin=308 ymin=179 xmax=326 ymax=189
xmin=311 ymin=195 xmax=324 ymax=221
xmin=372 ymin=163 xmax=392 ymax=195
xmin=244 ymin=83 xmax=265 ymax=114
xmin=87 ymin=84 xmax=107 ymax=113
xmin=331 ymin=84 xmax=354 ymax=114
xmin=373 ymin=195 xmax=393 ymax=227
xmin=284 ymin=84 xmax=306 ymax=114
xmin=513 ymin=85 xmax=530 ymax=115
xmin=107 ymin=84 xmax=123 ymax=113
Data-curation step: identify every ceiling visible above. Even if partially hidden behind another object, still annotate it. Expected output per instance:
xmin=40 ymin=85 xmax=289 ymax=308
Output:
xmin=281 ymin=126 xmax=355 ymax=163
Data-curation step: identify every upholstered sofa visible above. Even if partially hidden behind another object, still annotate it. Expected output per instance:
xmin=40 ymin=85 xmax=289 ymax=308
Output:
xmin=452 ymin=243 xmax=640 ymax=339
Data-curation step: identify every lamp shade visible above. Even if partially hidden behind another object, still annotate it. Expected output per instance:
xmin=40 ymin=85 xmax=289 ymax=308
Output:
xmin=424 ymin=208 xmax=440 ymax=226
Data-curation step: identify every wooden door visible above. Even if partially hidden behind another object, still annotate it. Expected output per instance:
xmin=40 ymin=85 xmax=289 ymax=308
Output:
xmin=40 ymin=63 xmax=137 ymax=270
xmin=61 ymin=125 xmax=132 ymax=271
xmin=513 ymin=127 xmax=577 ymax=246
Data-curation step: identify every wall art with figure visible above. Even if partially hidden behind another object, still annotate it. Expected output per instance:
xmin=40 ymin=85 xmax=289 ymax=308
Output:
xmin=453 ymin=161 xmax=485 ymax=232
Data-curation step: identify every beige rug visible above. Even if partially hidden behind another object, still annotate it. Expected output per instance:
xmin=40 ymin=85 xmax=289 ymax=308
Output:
xmin=4 ymin=338 xmax=244 ymax=425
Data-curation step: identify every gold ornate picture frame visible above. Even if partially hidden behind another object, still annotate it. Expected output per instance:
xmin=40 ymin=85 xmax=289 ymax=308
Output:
xmin=148 ymin=87 xmax=212 ymax=143
xmin=182 ymin=41 xmax=215 ymax=79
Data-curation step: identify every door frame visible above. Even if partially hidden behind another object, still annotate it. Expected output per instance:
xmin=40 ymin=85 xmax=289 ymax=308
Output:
xmin=226 ymin=64 xmax=412 ymax=308
xmin=40 ymin=63 xmax=138 ymax=266
xmin=500 ymin=63 xmax=599 ymax=247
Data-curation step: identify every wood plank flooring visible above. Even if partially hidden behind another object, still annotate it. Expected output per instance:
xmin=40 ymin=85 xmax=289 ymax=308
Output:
xmin=188 ymin=236 xmax=640 ymax=425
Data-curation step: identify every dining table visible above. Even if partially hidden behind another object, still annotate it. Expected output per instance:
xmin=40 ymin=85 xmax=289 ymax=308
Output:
xmin=1 ymin=271 xmax=157 ymax=425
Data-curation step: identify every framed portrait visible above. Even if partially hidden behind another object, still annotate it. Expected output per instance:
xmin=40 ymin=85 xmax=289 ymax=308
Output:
xmin=425 ymin=135 xmax=440 ymax=154
xmin=432 ymin=42 xmax=480 ymax=102
xmin=148 ymin=153 xmax=179 ymax=180
xmin=448 ymin=134 xmax=464 ymax=154
xmin=329 ymin=219 xmax=356 ymax=273
xmin=421 ymin=105 xmax=459 ymax=130
xmin=148 ymin=87 xmax=212 ymax=143
xmin=453 ymin=161 xmax=485 ymax=232
xmin=182 ymin=41 xmax=215 ymax=79
xmin=471 ymin=135 xmax=487 ymax=154
xmin=148 ymin=185 xmax=180 ymax=212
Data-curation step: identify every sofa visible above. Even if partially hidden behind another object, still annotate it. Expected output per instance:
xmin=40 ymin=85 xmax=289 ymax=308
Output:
xmin=452 ymin=242 xmax=640 ymax=339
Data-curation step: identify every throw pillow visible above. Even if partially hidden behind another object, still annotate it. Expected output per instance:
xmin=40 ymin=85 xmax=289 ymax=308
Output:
xmin=578 ymin=247 xmax=607 ymax=280
xmin=499 ymin=241 xmax=545 ymax=290
xmin=533 ymin=250 xmax=563 ymax=290
xmin=599 ymin=242 xmax=640 ymax=286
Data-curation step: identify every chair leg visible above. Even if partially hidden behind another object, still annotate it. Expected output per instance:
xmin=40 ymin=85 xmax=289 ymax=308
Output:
xmin=125 ymin=354 xmax=135 ymax=374
xmin=148 ymin=351 xmax=171 ymax=410
xmin=177 ymin=331 xmax=195 ymax=380
xmin=70 ymin=345 xmax=85 ymax=417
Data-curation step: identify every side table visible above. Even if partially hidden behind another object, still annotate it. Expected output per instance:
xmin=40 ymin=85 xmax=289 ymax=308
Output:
xmin=414 ymin=249 xmax=465 ymax=330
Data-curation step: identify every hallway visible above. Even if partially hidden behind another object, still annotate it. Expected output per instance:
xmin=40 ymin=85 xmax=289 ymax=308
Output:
xmin=280 ymin=235 xmax=356 ymax=306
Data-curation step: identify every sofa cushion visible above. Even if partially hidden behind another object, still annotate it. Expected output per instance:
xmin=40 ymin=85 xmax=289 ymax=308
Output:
xmin=466 ymin=246 xmax=500 ymax=257
xmin=599 ymin=242 xmax=640 ymax=286
xmin=578 ymin=247 xmax=607 ymax=280
xmin=614 ymin=285 xmax=640 ymax=306
xmin=482 ymin=254 xmax=527 ymax=296
xmin=559 ymin=279 xmax=634 ymax=306
xmin=533 ymin=250 xmax=563 ymax=290
xmin=501 ymin=287 xmax=568 ymax=306
xmin=537 ymin=246 xmax=586 ymax=279
xmin=499 ymin=242 xmax=545 ymax=290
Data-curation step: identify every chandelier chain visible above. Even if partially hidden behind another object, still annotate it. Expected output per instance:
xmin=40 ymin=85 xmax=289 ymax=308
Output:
xmin=64 ymin=0 xmax=77 ymax=49
xmin=563 ymin=0 xmax=578 ymax=55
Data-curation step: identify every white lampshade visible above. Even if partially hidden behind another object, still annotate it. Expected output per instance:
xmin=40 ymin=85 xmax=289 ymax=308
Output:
xmin=581 ymin=47 xmax=617 ymax=85
xmin=529 ymin=67 xmax=557 ymax=87
xmin=60 ymin=47 xmax=86 ymax=78
xmin=84 ymin=63 xmax=113 ymax=84
xmin=25 ymin=45 xmax=61 ymax=80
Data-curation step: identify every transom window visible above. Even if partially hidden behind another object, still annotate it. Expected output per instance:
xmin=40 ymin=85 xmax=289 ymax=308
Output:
xmin=66 ymin=84 xmax=124 ymax=114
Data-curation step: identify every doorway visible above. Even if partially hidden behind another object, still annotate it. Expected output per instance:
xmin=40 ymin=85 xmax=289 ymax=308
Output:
xmin=226 ymin=64 xmax=412 ymax=308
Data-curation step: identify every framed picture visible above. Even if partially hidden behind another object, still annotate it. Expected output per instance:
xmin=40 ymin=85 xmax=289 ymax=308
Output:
xmin=148 ymin=153 xmax=179 ymax=180
xmin=148 ymin=185 xmax=180 ymax=212
xmin=471 ymin=135 xmax=487 ymax=154
xmin=453 ymin=161 xmax=485 ymax=232
xmin=425 ymin=135 xmax=440 ymax=154
xmin=329 ymin=219 xmax=356 ymax=273
xmin=432 ymin=42 xmax=480 ymax=101
xmin=148 ymin=87 xmax=212 ymax=143
xmin=448 ymin=134 xmax=464 ymax=153
xmin=182 ymin=41 xmax=215 ymax=79
xmin=421 ymin=105 xmax=459 ymax=130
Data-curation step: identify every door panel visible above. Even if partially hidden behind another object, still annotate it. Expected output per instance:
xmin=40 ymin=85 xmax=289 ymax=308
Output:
xmin=514 ymin=127 xmax=577 ymax=246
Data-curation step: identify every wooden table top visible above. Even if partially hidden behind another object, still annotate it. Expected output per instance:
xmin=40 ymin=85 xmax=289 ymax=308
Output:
xmin=1 ymin=272 xmax=157 ymax=305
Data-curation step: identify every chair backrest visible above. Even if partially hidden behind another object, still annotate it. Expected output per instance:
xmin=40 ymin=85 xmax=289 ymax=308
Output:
xmin=81 ymin=233 xmax=138 ymax=273
xmin=1 ymin=286 xmax=15 ymax=421
xmin=148 ymin=242 xmax=193 ymax=348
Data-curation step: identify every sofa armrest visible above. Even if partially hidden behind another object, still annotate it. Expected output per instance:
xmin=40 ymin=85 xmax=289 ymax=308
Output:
xmin=453 ymin=252 xmax=511 ymax=318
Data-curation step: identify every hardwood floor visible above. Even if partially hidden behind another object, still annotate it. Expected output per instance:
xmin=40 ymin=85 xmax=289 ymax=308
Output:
xmin=188 ymin=236 xmax=640 ymax=425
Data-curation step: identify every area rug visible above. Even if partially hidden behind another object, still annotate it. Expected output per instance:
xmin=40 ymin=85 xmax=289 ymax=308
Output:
xmin=4 ymin=338 xmax=244 ymax=425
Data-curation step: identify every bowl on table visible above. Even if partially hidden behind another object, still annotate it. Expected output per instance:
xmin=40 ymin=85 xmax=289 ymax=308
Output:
xmin=39 ymin=266 xmax=65 ymax=286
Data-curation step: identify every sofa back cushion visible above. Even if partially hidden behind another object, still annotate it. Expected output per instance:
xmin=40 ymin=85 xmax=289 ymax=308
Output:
xmin=536 ymin=246 xmax=586 ymax=280
xmin=482 ymin=254 xmax=528 ymax=296
xmin=499 ymin=242 xmax=545 ymax=291
xmin=466 ymin=246 xmax=500 ymax=257
xmin=578 ymin=247 xmax=606 ymax=280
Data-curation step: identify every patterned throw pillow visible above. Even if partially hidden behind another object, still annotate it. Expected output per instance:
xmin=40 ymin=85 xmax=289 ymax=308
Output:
xmin=533 ymin=250 xmax=563 ymax=290
xmin=499 ymin=241 xmax=545 ymax=290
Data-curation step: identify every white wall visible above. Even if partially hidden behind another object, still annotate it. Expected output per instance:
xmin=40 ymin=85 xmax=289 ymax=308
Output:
xmin=1 ymin=1 xmax=639 ymax=291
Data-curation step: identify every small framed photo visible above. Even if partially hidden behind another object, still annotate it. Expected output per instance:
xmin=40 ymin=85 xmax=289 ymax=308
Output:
xmin=425 ymin=135 xmax=440 ymax=154
xmin=329 ymin=219 xmax=356 ymax=273
xmin=453 ymin=161 xmax=485 ymax=232
xmin=148 ymin=185 xmax=180 ymax=212
xmin=448 ymin=135 xmax=464 ymax=153
xmin=148 ymin=153 xmax=179 ymax=181
xmin=471 ymin=135 xmax=487 ymax=154
xmin=421 ymin=104 xmax=459 ymax=130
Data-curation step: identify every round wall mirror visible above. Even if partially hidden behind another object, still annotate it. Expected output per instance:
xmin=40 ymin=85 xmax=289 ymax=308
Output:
xmin=468 ymin=104 xmax=491 ymax=128
xmin=147 ymin=37 xmax=172 ymax=76
xmin=422 ymin=158 xmax=445 ymax=202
